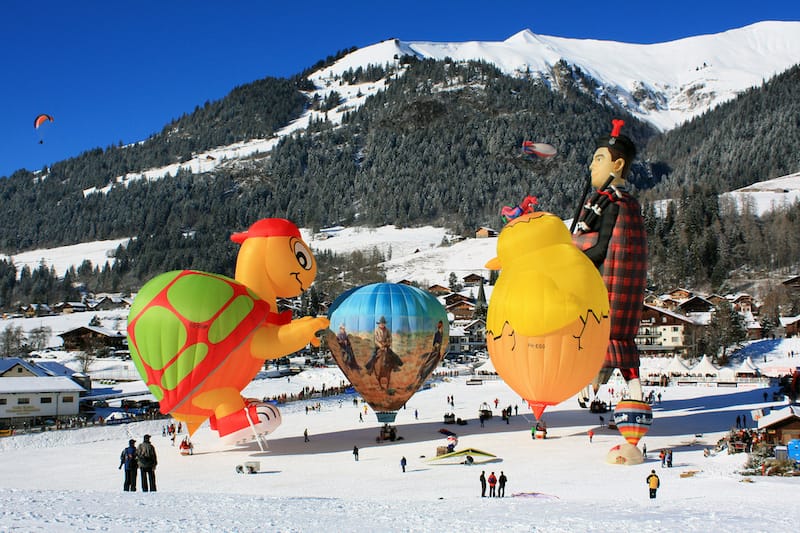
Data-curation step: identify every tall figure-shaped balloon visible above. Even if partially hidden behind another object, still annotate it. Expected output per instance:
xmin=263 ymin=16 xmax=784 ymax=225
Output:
xmin=127 ymin=219 xmax=329 ymax=449
xmin=485 ymin=211 xmax=610 ymax=421
xmin=572 ymin=120 xmax=648 ymax=403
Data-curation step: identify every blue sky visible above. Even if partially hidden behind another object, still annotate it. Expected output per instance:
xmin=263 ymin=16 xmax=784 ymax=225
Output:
xmin=1 ymin=1 xmax=798 ymax=178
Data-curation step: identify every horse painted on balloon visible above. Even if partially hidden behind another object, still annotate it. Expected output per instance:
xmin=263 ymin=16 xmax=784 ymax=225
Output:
xmin=370 ymin=347 xmax=404 ymax=390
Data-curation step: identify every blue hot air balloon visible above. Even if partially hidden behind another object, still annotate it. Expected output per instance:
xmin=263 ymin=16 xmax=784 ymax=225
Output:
xmin=326 ymin=283 xmax=448 ymax=423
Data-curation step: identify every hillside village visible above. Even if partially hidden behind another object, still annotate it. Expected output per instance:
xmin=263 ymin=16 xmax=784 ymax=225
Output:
xmin=2 ymin=270 xmax=799 ymax=365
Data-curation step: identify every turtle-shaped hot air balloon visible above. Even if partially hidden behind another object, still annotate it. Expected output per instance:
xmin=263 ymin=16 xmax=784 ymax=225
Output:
xmin=127 ymin=219 xmax=329 ymax=447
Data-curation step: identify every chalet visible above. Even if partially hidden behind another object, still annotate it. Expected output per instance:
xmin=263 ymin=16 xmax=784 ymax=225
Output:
xmin=758 ymin=406 xmax=800 ymax=445
xmin=462 ymin=273 xmax=484 ymax=287
xmin=475 ymin=227 xmax=498 ymax=238
xmin=54 ymin=302 xmax=88 ymax=314
xmin=446 ymin=300 xmax=476 ymax=321
xmin=88 ymin=294 xmax=132 ymax=311
xmin=782 ymin=275 xmax=800 ymax=294
xmin=780 ymin=315 xmax=800 ymax=337
xmin=678 ymin=295 xmax=715 ymax=314
xmin=636 ymin=304 xmax=702 ymax=357
xmin=667 ymin=288 xmax=693 ymax=301
xmin=728 ymin=293 xmax=756 ymax=314
xmin=58 ymin=326 xmax=127 ymax=352
xmin=19 ymin=304 xmax=54 ymax=318
xmin=427 ymin=284 xmax=451 ymax=296
xmin=444 ymin=293 xmax=472 ymax=306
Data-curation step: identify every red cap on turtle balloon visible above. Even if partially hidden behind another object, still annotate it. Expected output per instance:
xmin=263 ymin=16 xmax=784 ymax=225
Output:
xmin=230 ymin=218 xmax=302 ymax=244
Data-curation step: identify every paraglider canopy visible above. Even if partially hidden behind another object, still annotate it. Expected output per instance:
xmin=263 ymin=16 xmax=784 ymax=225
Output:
xmin=34 ymin=114 xmax=54 ymax=144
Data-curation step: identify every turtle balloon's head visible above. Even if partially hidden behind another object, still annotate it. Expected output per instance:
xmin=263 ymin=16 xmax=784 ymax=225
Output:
xmin=231 ymin=219 xmax=318 ymax=298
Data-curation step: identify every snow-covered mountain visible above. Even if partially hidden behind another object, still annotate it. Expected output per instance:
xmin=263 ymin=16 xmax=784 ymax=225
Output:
xmin=87 ymin=21 xmax=800 ymax=193
xmin=318 ymin=21 xmax=800 ymax=131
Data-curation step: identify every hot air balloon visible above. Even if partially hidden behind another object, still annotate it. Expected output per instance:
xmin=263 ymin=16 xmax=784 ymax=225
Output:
xmin=485 ymin=212 xmax=610 ymax=420
xmin=605 ymin=399 xmax=652 ymax=465
xmin=613 ymin=399 xmax=653 ymax=446
xmin=325 ymin=283 xmax=448 ymax=424
xmin=34 ymin=114 xmax=54 ymax=144
xmin=127 ymin=219 xmax=329 ymax=449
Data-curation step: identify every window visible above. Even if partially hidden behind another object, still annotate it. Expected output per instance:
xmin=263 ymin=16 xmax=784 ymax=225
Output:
xmin=41 ymin=397 xmax=53 ymax=404
xmin=62 ymin=396 xmax=74 ymax=403
xmin=18 ymin=397 xmax=30 ymax=405
xmin=0 ymin=398 xmax=6 ymax=405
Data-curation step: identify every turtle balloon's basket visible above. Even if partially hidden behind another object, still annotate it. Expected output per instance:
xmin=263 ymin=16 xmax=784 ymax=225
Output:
xmin=236 ymin=461 xmax=261 ymax=474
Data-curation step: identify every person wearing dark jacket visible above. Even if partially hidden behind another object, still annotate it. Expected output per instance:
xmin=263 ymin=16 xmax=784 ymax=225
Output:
xmin=479 ymin=471 xmax=487 ymax=497
xmin=498 ymin=471 xmax=507 ymax=497
xmin=136 ymin=434 xmax=158 ymax=492
xmin=119 ymin=439 xmax=138 ymax=491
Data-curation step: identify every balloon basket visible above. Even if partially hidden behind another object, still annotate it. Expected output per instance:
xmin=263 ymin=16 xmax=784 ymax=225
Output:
xmin=605 ymin=442 xmax=644 ymax=465
xmin=376 ymin=411 xmax=397 ymax=424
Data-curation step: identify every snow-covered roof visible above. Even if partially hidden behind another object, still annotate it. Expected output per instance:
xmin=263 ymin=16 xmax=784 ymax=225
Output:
xmin=758 ymin=405 xmax=800 ymax=429
xmin=0 ymin=376 xmax=85 ymax=394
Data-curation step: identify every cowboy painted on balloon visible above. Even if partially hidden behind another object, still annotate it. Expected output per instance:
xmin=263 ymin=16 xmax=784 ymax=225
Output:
xmin=127 ymin=219 xmax=329 ymax=446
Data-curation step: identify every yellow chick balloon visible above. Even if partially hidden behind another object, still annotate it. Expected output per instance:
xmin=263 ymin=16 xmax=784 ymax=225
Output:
xmin=485 ymin=211 xmax=610 ymax=419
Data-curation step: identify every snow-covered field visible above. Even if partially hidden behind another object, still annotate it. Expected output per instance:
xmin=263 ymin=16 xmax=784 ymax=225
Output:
xmin=1 ymin=336 xmax=799 ymax=532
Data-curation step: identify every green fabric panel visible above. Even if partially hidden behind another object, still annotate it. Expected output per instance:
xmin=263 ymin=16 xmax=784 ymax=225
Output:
xmin=209 ymin=295 xmax=255 ymax=343
xmin=161 ymin=342 xmax=209 ymax=391
xmin=133 ymin=306 xmax=187 ymax=371
xmin=168 ymin=274 xmax=234 ymax=323
xmin=129 ymin=271 xmax=181 ymax=320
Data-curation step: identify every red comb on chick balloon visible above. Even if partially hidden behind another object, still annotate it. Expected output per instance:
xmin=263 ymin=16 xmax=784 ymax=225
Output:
xmin=501 ymin=195 xmax=538 ymax=224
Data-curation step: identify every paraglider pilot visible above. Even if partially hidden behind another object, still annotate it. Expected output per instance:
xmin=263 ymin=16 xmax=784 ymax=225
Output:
xmin=572 ymin=119 xmax=647 ymax=402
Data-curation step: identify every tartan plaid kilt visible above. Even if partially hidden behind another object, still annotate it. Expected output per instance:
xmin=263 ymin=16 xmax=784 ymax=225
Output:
xmin=573 ymin=193 xmax=647 ymax=370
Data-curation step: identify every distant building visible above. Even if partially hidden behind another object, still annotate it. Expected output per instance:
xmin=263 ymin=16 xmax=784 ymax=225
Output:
xmin=758 ymin=406 xmax=800 ymax=445
xmin=475 ymin=227 xmax=498 ymax=238
xmin=0 ymin=375 xmax=85 ymax=426
xmin=58 ymin=326 xmax=127 ymax=352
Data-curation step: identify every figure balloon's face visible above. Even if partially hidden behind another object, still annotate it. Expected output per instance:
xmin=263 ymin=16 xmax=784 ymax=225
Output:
xmin=589 ymin=147 xmax=624 ymax=188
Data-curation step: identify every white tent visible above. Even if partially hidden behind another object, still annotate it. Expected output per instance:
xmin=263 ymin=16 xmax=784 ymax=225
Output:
xmin=690 ymin=354 xmax=720 ymax=377
xmin=736 ymin=356 xmax=760 ymax=376
xmin=666 ymin=355 xmax=691 ymax=376
xmin=475 ymin=357 xmax=497 ymax=375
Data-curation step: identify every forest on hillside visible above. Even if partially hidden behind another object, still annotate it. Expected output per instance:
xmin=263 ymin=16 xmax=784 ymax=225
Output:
xmin=0 ymin=58 xmax=797 ymax=310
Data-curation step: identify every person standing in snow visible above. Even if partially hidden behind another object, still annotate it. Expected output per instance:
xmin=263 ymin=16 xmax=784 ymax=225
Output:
xmin=353 ymin=445 xmax=359 ymax=461
xmin=119 ymin=438 xmax=138 ymax=491
xmin=479 ymin=471 xmax=487 ymax=497
xmin=136 ymin=434 xmax=158 ymax=492
xmin=487 ymin=472 xmax=497 ymax=497
xmin=400 ymin=456 xmax=407 ymax=472
xmin=646 ymin=469 xmax=660 ymax=499
xmin=498 ymin=471 xmax=507 ymax=497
